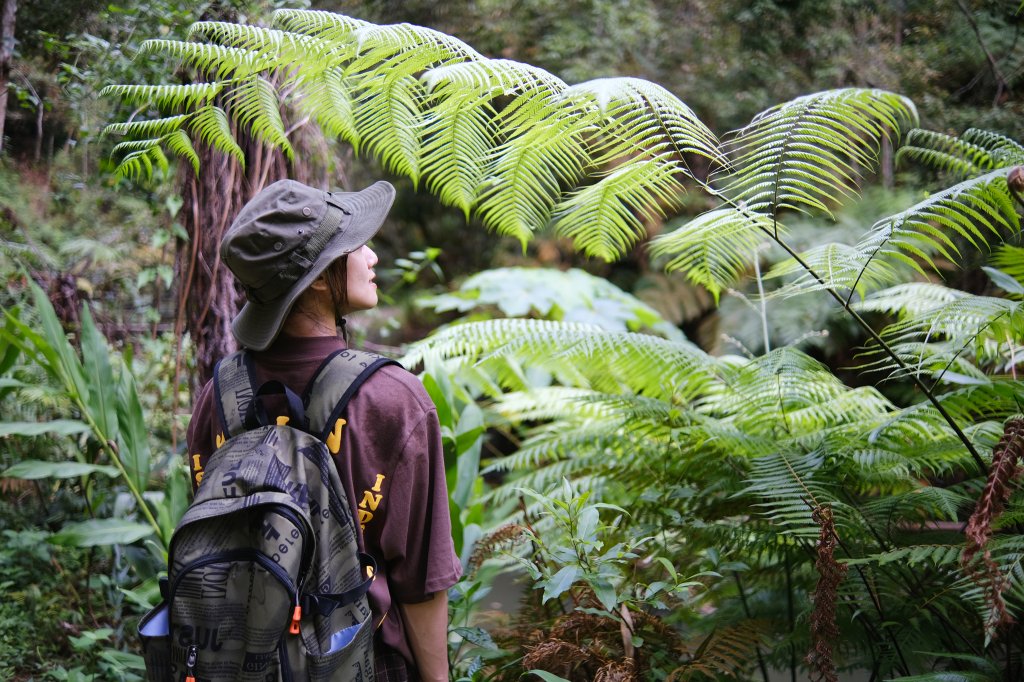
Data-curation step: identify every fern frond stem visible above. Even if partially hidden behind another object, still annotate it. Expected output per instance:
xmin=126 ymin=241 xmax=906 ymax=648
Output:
xmin=1008 ymin=332 xmax=1018 ymax=381
xmin=732 ymin=572 xmax=771 ymax=682
xmin=784 ymin=551 xmax=797 ymax=682
xmin=845 ymin=232 xmax=888 ymax=308
xmin=754 ymin=244 xmax=771 ymax=352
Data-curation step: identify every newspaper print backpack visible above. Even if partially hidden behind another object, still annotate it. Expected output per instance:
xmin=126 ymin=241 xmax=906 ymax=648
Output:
xmin=139 ymin=348 xmax=397 ymax=681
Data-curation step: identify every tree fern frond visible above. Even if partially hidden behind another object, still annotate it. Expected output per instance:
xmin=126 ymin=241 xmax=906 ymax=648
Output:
xmin=223 ymin=75 xmax=293 ymax=161
xmin=845 ymin=544 xmax=964 ymax=568
xmin=743 ymin=450 xmax=836 ymax=538
xmin=419 ymin=90 xmax=496 ymax=215
xmin=475 ymin=110 xmax=598 ymax=245
xmin=558 ymin=77 xmax=724 ymax=167
xmin=765 ymin=240 xmax=901 ymax=298
xmin=137 ymin=39 xmax=272 ymax=80
xmin=162 ymin=129 xmax=200 ymax=175
xmin=897 ymin=129 xmax=997 ymax=179
xmin=862 ymin=167 xmax=1020 ymax=273
xmin=992 ymin=244 xmax=1024 ymax=285
xmin=960 ymin=128 xmax=1024 ymax=164
xmin=113 ymin=144 xmax=169 ymax=181
xmin=272 ymin=8 xmax=370 ymax=42
xmin=352 ymin=73 xmax=426 ymax=180
xmin=188 ymin=106 xmax=245 ymax=166
xmin=856 ymin=282 xmax=966 ymax=318
xmin=423 ymin=58 xmax=566 ymax=100
xmin=348 ymin=22 xmax=481 ymax=72
xmin=103 ymin=114 xmax=189 ymax=138
xmin=187 ymin=21 xmax=333 ymax=69
xmin=722 ymin=88 xmax=917 ymax=219
xmin=649 ymin=207 xmax=772 ymax=300
xmin=100 ymin=82 xmax=223 ymax=110
xmin=406 ymin=319 xmax=713 ymax=401
xmin=293 ymin=67 xmax=360 ymax=146
xmin=552 ymin=157 xmax=685 ymax=261
xmin=858 ymin=485 xmax=970 ymax=524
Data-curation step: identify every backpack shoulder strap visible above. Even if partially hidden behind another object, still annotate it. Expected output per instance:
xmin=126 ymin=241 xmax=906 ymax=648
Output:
xmin=304 ymin=349 xmax=400 ymax=450
xmin=212 ymin=350 xmax=258 ymax=439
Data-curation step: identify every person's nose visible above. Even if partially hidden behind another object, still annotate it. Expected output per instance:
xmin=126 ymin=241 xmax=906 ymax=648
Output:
xmin=364 ymin=245 xmax=378 ymax=268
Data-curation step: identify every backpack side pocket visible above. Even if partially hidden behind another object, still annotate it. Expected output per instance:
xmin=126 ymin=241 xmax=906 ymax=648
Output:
xmin=138 ymin=602 xmax=171 ymax=682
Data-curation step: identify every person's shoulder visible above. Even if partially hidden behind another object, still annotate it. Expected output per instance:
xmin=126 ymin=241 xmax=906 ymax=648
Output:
xmin=363 ymin=361 xmax=435 ymax=413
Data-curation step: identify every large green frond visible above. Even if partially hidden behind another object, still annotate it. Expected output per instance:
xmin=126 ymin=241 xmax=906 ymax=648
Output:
xmin=898 ymin=128 xmax=1024 ymax=179
xmin=162 ymin=129 xmax=200 ymax=176
xmin=112 ymin=142 xmax=169 ymax=181
xmin=137 ymin=39 xmax=272 ymax=80
xmin=349 ymin=22 xmax=481 ymax=70
xmin=866 ymin=168 xmax=1019 ymax=266
xmin=352 ymin=73 xmax=426 ymax=180
xmin=475 ymin=109 xmax=598 ymax=245
xmin=224 ymin=75 xmax=293 ymax=161
xmin=188 ymin=106 xmax=245 ymax=166
xmin=649 ymin=207 xmax=773 ymax=300
xmin=187 ymin=21 xmax=334 ymax=70
xmin=272 ymin=8 xmax=370 ymax=41
xmin=743 ymin=450 xmax=837 ymax=538
xmin=559 ymin=77 xmax=723 ymax=167
xmin=293 ymin=67 xmax=360 ymax=146
xmin=100 ymin=82 xmax=223 ymax=110
xmin=103 ymin=114 xmax=189 ymax=138
xmin=766 ymin=241 xmax=900 ymax=299
xmin=722 ymin=88 xmax=917 ymax=218
xmin=552 ymin=157 xmax=685 ymax=261
xmin=417 ymin=60 xmax=566 ymax=215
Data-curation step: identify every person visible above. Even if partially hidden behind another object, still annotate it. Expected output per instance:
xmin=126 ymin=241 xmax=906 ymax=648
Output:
xmin=185 ymin=178 xmax=462 ymax=682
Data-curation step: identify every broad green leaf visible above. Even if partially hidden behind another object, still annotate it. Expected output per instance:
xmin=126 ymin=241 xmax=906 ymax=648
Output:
xmin=591 ymin=578 xmax=618 ymax=612
xmin=0 ymin=420 xmax=90 ymax=438
xmin=452 ymin=402 xmax=484 ymax=509
xmin=116 ymin=369 xmax=151 ymax=492
xmin=542 ymin=565 xmax=580 ymax=604
xmin=2 ymin=460 xmax=120 ymax=480
xmin=528 ymin=672 xmax=572 ymax=682
xmin=27 ymin=281 xmax=89 ymax=402
xmin=79 ymin=304 xmax=119 ymax=445
xmin=48 ymin=519 xmax=155 ymax=547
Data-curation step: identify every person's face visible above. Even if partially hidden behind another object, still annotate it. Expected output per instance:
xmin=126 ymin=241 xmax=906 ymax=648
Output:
xmin=342 ymin=244 xmax=379 ymax=314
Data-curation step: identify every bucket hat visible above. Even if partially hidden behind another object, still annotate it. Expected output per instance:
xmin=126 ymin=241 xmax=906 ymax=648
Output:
xmin=221 ymin=178 xmax=396 ymax=351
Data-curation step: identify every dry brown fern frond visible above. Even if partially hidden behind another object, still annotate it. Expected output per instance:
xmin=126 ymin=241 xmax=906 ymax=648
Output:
xmin=962 ymin=416 xmax=1024 ymax=638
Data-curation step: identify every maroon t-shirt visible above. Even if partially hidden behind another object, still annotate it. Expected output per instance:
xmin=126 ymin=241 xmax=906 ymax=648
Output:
xmin=185 ymin=334 xmax=462 ymax=669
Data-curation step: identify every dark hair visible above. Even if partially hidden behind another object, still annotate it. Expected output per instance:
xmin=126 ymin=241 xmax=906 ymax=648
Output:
xmin=322 ymin=254 xmax=350 ymax=326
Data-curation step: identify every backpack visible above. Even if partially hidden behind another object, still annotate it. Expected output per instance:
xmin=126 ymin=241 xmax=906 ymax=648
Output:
xmin=139 ymin=347 xmax=397 ymax=682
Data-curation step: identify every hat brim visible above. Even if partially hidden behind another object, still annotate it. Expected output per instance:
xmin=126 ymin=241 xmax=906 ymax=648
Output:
xmin=231 ymin=180 xmax=396 ymax=351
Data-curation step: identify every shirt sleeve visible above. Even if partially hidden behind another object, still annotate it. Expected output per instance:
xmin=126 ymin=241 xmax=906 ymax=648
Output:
xmin=185 ymin=379 xmax=217 ymax=493
xmin=378 ymin=406 xmax=463 ymax=603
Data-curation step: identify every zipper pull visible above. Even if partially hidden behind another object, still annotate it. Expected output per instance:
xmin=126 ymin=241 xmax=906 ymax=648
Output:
xmin=289 ymin=603 xmax=302 ymax=635
xmin=184 ymin=644 xmax=198 ymax=682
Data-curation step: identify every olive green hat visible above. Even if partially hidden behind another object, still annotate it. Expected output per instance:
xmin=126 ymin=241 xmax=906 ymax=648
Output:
xmin=221 ymin=178 xmax=396 ymax=351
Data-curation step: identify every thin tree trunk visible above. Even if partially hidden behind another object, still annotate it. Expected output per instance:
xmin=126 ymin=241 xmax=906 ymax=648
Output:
xmin=0 ymin=0 xmax=17 ymax=155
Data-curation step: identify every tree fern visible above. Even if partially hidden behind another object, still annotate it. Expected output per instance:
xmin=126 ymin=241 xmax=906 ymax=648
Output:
xmin=721 ymin=88 xmax=917 ymax=220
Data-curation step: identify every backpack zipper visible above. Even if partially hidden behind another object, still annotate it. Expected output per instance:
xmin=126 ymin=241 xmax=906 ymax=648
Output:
xmin=183 ymin=644 xmax=198 ymax=682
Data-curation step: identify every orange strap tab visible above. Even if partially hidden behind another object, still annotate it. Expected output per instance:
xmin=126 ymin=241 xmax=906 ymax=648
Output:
xmin=289 ymin=605 xmax=302 ymax=635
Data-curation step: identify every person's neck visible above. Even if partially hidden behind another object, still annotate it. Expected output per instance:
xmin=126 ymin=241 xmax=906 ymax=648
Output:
xmin=283 ymin=301 xmax=337 ymax=339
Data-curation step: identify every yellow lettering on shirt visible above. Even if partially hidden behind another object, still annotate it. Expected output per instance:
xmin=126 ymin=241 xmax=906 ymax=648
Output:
xmin=276 ymin=415 xmax=290 ymax=426
xmin=358 ymin=473 xmax=386 ymax=531
xmin=359 ymin=491 xmax=382 ymax=512
xmin=215 ymin=432 xmax=226 ymax=449
xmin=326 ymin=418 xmax=346 ymax=454
xmin=191 ymin=454 xmax=204 ymax=487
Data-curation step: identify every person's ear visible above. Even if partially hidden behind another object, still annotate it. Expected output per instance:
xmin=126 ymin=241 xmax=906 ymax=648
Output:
xmin=308 ymin=276 xmax=329 ymax=293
